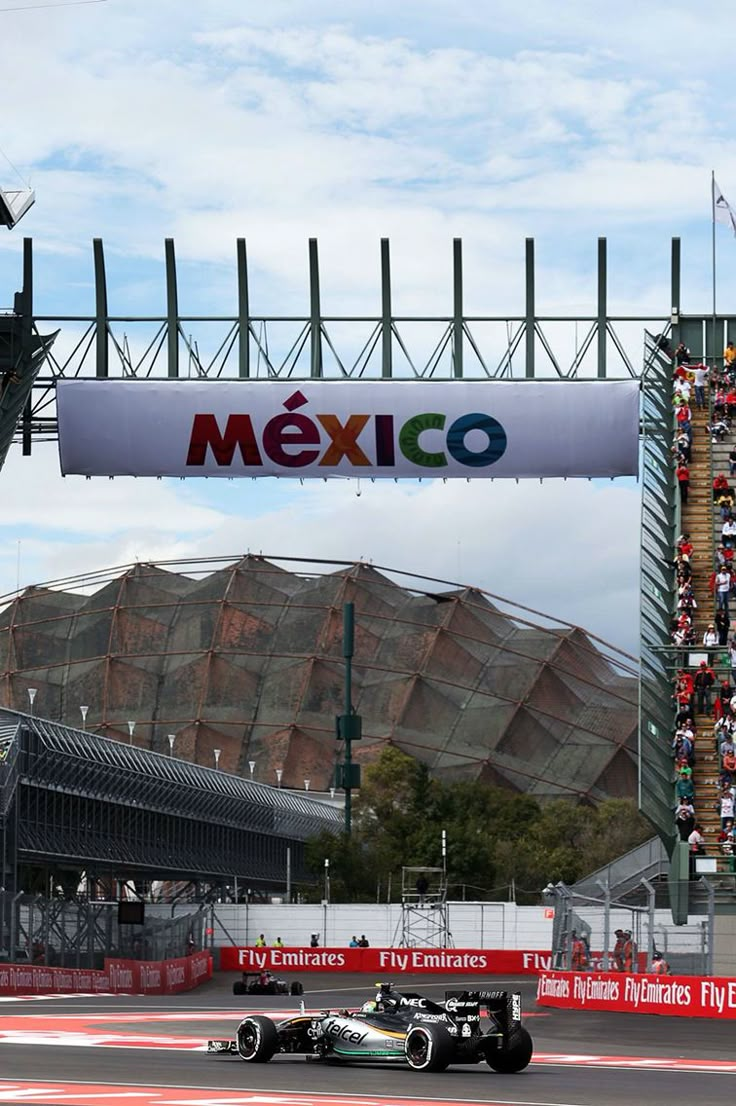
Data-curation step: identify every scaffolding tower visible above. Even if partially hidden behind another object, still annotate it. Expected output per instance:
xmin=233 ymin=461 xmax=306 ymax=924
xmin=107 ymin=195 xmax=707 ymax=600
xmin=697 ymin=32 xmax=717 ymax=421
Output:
xmin=394 ymin=866 xmax=454 ymax=948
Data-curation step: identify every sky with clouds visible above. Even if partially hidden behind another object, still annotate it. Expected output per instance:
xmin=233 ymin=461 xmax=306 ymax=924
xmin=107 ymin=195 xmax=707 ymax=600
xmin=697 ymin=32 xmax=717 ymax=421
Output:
xmin=0 ymin=0 xmax=734 ymax=657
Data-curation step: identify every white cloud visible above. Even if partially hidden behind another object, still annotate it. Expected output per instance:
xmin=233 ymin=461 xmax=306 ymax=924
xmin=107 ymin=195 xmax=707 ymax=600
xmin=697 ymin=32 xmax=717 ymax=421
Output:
xmin=1 ymin=0 xmax=730 ymax=656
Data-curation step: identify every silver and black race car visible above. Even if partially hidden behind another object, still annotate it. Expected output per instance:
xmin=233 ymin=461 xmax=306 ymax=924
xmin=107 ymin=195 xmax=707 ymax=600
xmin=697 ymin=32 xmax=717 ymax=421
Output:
xmin=208 ymin=981 xmax=532 ymax=1073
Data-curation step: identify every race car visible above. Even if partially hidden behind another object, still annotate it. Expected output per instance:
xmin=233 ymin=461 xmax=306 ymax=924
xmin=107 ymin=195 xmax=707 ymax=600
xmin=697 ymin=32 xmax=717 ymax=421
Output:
xmin=232 ymin=970 xmax=304 ymax=997
xmin=208 ymin=981 xmax=532 ymax=1073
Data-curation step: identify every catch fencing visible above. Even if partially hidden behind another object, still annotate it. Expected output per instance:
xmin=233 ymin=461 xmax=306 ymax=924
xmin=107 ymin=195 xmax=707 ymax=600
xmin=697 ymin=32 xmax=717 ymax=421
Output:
xmin=548 ymin=880 xmax=713 ymax=975
xmin=0 ymin=890 xmax=209 ymax=968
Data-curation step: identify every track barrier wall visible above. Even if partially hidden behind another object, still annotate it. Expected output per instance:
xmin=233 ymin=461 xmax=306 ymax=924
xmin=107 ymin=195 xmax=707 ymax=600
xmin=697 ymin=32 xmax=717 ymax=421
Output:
xmin=219 ymin=946 xmax=550 ymax=974
xmin=537 ymin=969 xmax=736 ymax=1018
xmin=0 ymin=951 xmax=212 ymax=995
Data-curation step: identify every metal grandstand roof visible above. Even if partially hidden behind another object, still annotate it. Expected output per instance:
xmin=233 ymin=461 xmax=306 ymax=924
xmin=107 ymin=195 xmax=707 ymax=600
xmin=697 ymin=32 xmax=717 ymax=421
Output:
xmin=0 ymin=707 xmax=340 ymax=836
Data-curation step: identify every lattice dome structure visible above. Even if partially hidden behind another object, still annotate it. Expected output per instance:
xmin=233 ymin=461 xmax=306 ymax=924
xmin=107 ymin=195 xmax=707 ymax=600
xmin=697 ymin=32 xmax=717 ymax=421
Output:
xmin=0 ymin=557 xmax=638 ymax=802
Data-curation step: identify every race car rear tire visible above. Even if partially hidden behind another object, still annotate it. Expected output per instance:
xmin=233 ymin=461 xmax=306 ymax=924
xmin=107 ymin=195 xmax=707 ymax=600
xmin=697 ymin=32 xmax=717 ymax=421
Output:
xmin=236 ymin=1015 xmax=279 ymax=1062
xmin=290 ymin=981 xmax=304 ymax=996
xmin=484 ymin=1026 xmax=533 ymax=1073
xmin=404 ymin=1023 xmax=453 ymax=1072
xmin=233 ymin=981 xmax=246 ymax=996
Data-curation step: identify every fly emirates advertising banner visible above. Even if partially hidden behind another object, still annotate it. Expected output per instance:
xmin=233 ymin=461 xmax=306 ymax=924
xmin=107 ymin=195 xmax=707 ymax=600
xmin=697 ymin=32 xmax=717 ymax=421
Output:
xmin=56 ymin=379 xmax=640 ymax=480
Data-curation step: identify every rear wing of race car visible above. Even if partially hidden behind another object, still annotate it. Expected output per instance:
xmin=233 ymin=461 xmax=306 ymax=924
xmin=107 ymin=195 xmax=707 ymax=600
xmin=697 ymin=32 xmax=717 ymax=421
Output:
xmin=444 ymin=989 xmax=522 ymax=1043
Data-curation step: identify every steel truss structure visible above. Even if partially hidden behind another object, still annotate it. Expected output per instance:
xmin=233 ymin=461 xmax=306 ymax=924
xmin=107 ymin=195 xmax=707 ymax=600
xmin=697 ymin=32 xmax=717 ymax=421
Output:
xmin=0 ymin=708 xmax=340 ymax=897
xmin=0 ymin=236 xmax=680 ymax=470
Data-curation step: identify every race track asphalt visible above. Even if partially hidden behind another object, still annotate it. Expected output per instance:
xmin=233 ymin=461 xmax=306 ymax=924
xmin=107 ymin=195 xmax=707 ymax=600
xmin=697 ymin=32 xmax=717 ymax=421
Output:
xmin=1 ymin=972 xmax=734 ymax=1106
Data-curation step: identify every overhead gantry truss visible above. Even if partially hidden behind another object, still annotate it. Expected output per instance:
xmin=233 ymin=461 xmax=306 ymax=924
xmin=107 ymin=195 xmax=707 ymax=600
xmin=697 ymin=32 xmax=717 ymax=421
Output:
xmin=0 ymin=235 xmax=686 ymax=464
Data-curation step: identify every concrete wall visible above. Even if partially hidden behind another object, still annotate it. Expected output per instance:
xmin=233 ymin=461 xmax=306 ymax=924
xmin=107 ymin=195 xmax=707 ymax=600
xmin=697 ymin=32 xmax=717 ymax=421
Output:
xmin=153 ymin=901 xmax=695 ymax=953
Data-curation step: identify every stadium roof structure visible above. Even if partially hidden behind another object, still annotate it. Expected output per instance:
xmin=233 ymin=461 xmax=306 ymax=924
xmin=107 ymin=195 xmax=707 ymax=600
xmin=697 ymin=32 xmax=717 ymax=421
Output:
xmin=0 ymin=556 xmax=638 ymax=803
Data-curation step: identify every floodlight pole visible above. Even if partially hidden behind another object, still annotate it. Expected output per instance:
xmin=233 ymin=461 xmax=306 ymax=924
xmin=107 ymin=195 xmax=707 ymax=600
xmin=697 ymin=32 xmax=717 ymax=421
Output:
xmin=343 ymin=603 xmax=354 ymax=836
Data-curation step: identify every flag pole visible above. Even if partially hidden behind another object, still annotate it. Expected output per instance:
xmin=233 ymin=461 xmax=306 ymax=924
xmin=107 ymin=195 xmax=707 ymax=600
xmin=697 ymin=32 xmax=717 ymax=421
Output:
xmin=708 ymin=168 xmax=712 ymax=364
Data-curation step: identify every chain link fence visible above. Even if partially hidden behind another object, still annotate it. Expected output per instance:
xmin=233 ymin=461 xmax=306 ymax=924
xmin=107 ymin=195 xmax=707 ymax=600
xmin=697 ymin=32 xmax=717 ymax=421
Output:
xmin=548 ymin=880 xmax=713 ymax=975
xmin=0 ymin=891 xmax=209 ymax=968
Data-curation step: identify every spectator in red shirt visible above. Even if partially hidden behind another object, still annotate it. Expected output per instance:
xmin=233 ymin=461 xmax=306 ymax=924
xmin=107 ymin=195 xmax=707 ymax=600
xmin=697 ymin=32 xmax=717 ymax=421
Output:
xmin=677 ymin=462 xmax=690 ymax=504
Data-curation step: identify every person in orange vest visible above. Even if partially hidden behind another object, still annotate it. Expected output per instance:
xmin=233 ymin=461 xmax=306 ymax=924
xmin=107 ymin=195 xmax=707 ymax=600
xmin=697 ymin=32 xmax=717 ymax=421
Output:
xmin=622 ymin=930 xmax=637 ymax=973
xmin=651 ymin=952 xmax=670 ymax=975
xmin=612 ymin=929 xmax=625 ymax=971
xmin=571 ymin=931 xmax=588 ymax=971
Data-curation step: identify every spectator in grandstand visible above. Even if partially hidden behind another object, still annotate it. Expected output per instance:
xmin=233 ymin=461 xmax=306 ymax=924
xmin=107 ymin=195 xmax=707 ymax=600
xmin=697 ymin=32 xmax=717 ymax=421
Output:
xmin=676 ymin=342 xmax=691 ymax=365
xmin=677 ymin=460 xmax=690 ymax=504
xmin=725 ymin=341 xmax=736 ymax=369
xmin=718 ymin=495 xmax=736 ymax=522
xmin=674 ymin=377 xmax=692 ymax=404
xmin=692 ymin=363 xmax=709 ymax=408
xmin=730 ymin=445 xmax=736 ymax=478
xmin=675 ymin=554 xmax=692 ymax=581
xmin=724 ymin=517 xmax=736 ymax=545
xmin=688 ymin=825 xmax=706 ymax=867
xmin=709 ymin=417 xmax=731 ymax=443
xmin=727 ymin=385 xmax=736 ymax=420
xmin=677 ymin=584 xmax=697 ymax=613
xmin=695 ymin=661 xmax=715 ymax=714
xmin=676 ymin=766 xmax=695 ymax=804
xmin=719 ymin=821 xmax=735 ymax=855
xmin=714 ymin=473 xmax=732 ymax=499
xmin=676 ymin=403 xmax=692 ymax=432
xmin=716 ymin=544 xmax=734 ymax=569
xmin=676 ymin=429 xmax=693 ymax=461
xmin=719 ymin=786 xmax=736 ymax=829
xmin=722 ymin=746 xmax=736 ymax=780
xmin=716 ymin=609 xmax=731 ymax=647
xmin=675 ymin=798 xmax=695 ymax=841
xmin=720 ymin=731 xmax=736 ymax=761
xmin=716 ymin=567 xmax=732 ymax=609
xmin=677 ymin=533 xmax=694 ymax=561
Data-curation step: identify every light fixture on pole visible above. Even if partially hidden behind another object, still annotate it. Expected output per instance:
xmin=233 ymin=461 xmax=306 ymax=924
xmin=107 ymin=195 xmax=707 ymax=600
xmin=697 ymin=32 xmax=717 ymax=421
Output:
xmin=127 ymin=720 xmax=135 ymax=745
xmin=80 ymin=705 xmax=89 ymax=730
xmin=248 ymin=760 xmax=256 ymax=780
xmin=324 ymin=858 xmax=330 ymax=904
xmin=304 ymin=779 xmax=310 ymax=791
xmin=168 ymin=734 xmax=175 ymax=756
xmin=27 ymin=687 xmax=37 ymax=716
xmin=213 ymin=748 xmax=221 ymax=769
xmin=275 ymin=768 xmax=283 ymax=788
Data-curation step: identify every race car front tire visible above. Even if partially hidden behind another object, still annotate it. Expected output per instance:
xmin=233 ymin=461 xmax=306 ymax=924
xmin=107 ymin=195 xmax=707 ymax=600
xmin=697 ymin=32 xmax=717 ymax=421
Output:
xmin=484 ymin=1026 xmax=533 ymax=1073
xmin=290 ymin=981 xmax=304 ymax=996
xmin=404 ymin=1023 xmax=453 ymax=1072
xmin=236 ymin=1015 xmax=279 ymax=1062
xmin=233 ymin=981 xmax=246 ymax=996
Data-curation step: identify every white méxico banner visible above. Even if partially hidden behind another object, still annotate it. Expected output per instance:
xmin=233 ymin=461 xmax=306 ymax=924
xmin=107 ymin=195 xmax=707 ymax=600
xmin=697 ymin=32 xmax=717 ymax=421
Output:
xmin=56 ymin=379 xmax=640 ymax=479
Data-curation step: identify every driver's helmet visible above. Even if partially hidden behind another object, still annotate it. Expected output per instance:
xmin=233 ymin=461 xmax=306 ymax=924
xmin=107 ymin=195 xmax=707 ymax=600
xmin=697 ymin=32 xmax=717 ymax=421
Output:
xmin=361 ymin=999 xmax=377 ymax=1013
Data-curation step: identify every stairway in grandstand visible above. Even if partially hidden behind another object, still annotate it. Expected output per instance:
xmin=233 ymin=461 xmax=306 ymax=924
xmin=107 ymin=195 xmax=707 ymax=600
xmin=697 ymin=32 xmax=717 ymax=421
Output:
xmin=683 ymin=397 xmax=733 ymax=869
